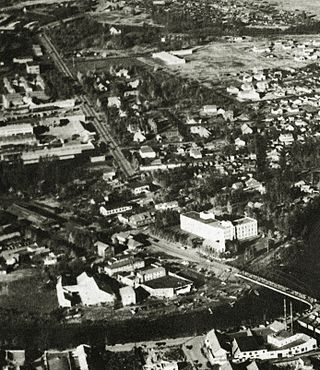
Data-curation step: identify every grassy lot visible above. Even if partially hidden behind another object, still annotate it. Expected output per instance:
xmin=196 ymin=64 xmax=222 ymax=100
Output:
xmin=0 ymin=269 xmax=57 ymax=314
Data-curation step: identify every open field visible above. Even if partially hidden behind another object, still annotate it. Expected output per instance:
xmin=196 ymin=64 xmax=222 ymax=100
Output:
xmin=273 ymin=0 xmax=320 ymax=18
xmin=92 ymin=10 xmax=163 ymax=28
xmin=154 ymin=35 xmax=320 ymax=86
xmin=0 ymin=270 xmax=57 ymax=313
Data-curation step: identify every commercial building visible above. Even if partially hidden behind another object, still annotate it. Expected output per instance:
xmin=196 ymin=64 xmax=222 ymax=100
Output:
xmin=103 ymin=256 xmax=145 ymax=276
xmin=204 ymin=329 xmax=230 ymax=365
xmin=152 ymin=51 xmax=186 ymax=66
xmin=0 ymin=123 xmax=33 ymax=137
xmin=142 ymin=275 xmax=193 ymax=299
xmin=56 ymin=272 xmax=115 ymax=308
xmin=232 ymin=331 xmax=317 ymax=362
xmin=20 ymin=142 xmax=95 ymax=164
xmin=136 ymin=266 xmax=166 ymax=283
xmin=180 ymin=211 xmax=234 ymax=253
xmin=233 ymin=217 xmax=258 ymax=240
xmin=180 ymin=211 xmax=258 ymax=253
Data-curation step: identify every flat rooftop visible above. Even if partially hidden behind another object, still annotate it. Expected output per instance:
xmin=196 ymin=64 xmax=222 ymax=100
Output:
xmin=183 ymin=211 xmax=218 ymax=225
xmin=144 ymin=275 xmax=191 ymax=290
xmin=233 ymin=217 xmax=256 ymax=225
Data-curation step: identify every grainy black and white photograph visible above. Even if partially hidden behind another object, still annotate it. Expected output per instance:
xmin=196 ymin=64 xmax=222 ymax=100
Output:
xmin=1 ymin=0 xmax=320 ymax=368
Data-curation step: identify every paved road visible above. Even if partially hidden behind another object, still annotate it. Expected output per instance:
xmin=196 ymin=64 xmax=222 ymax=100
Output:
xmin=38 ymin=33 xmax=73 ymax=78
xmin=147 ymin=233 xmax=318 ymax=308
xmin=80 ymin=95 xmax=135 ymax=177
xmin=147 ymin=234 xmax=236 ymax=277
xmin=38 ymin=32 xmax=135 ymax=178
xmin=105 ymin=336 xmax=193 ymax=352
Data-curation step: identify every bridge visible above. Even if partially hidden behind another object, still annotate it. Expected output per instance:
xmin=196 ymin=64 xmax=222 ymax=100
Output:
xmin=236 ymin=271 xmax=317 ymax=309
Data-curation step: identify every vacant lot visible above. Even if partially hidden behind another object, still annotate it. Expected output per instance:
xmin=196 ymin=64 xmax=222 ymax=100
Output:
xmin=0 ymin=269 xmax=57 ymax=313
xmin=156 ymin=35 xmax=320 ymax=86
xmin=273 ymin=0 xmax=320 ymax=18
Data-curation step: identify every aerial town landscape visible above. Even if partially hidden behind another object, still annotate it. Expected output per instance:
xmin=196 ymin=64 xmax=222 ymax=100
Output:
xmin=3 ymin=0 xmax=320 ymax=369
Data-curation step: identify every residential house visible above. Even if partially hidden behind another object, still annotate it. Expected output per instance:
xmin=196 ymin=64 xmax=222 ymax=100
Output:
xmin=202 ymin=105 xmax=217 ymax=115
xmin=134 ymin=131 xmax=146 ymax=143
xmin=129 ymin=182 xmax=150 ymax=196
xmin=26 ymin=62 xmax=40 ymax=75
xmin=95 ymin=240 xmax=112 ymax=258
xmin=107 ymin=96 xmax=121 ymax=108
xmin=128 ymin=211 xmax=155 ymax=228
xmin=155 ymin=201 xmax=179 ymax=211
xmin=110 ymin=26 xmax=121 ymax=35
xmin=190 ymin=147 xmax=202 ymax=159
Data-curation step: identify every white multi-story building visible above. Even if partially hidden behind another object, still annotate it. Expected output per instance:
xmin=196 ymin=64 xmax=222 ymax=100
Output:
xmin=180 ymin=211 xmax=258 ymax=253
xmin=233 ymin=217 xmax=258 ymax=240
xmin=180 ymin=211 xmax=234 ymax=253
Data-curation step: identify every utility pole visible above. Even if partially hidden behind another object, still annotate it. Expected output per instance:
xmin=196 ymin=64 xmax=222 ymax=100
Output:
xmin=284 ymin=299 xmax=287 ymax=331
xmin=290 ymin=301 xmax=293 ymax=333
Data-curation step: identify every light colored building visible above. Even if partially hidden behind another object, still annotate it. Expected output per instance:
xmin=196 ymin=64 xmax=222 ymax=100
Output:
xmin=233 ymin=217 xmax=258 ymax=240
xmin=26 ymin=62 xmax=40 ymax=75
xmin=139 ymin=145 xmax=156 ymax=159
xmin=142 ymin=275 xmax=192 ymax=299
xmin=0 ymin=123 xmax=33 ymax=137
xmin=32 ymin=44 xmax=43 ymax=57
xmin=127 ymin=211 xmax=155 ymax=228
xmin=103 ymin=256 xmax=145 ymax=276
xmin=180 ymin=211 xmax=234 ymax=253
xmin=204 ymin=329 xmax=229 ymax=365
xmin=95 ymin=240 xmax=111 ymax=258
xmin=99 ymin=204 xmax=133 ymax=217
xmin=136 ymin=266 xmax=166 ymax=283
xmin=2 ymin=93 xmax=25 ymax=109
xmin=202 ymin=105 xmax=217 ymax=115
xmin=232 ymin=332 xmax=317 ymax=362
xmin=13 ymin=56 xmax=33 ymax=64
xmin=21 ymin=142 xmax=94 ymax=164
xmin=155 ymin=201 xmax=179 ymax=211
xmin=129 ymin=183 xmax=150 ymax=196
xmin=56 ymin=272 xmax=115 ymax=308
xmin=107 ymin=96 xmax=121 ymax=108
xmin=152 ymin=51 xmax=186 ymax=65
xmin=119 ymin=286 xmax=136 ymax=306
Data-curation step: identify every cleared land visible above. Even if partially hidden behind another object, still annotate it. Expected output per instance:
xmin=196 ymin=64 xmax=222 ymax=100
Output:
xmin=0 ymin=270 xmax=57 ymax=313
xmin=153 ymin=35 xmax=320 ymax=85
xmin=273 ymin=0 xmax=320 ymax=18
